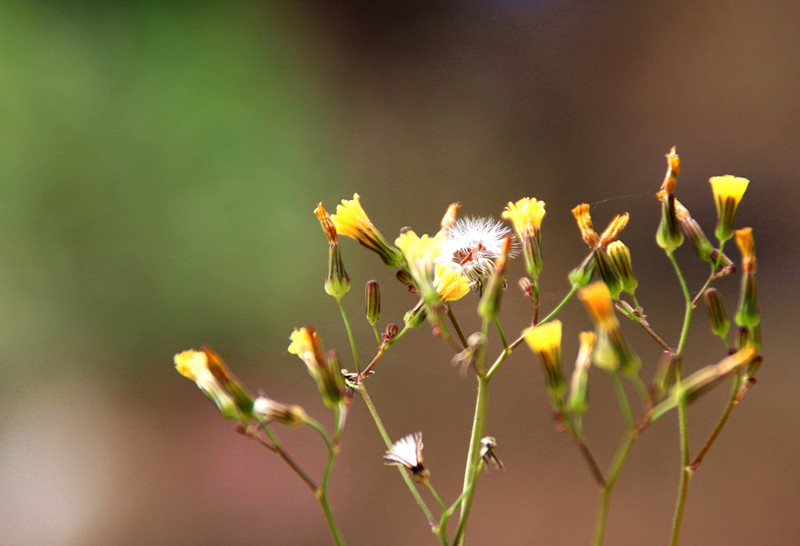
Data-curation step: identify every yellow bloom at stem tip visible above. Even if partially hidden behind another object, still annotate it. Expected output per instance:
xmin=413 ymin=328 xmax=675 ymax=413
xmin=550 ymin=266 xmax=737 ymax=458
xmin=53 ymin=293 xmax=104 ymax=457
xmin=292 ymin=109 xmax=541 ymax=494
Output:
xmin=502 ymin=198 xmax=546 ymax=238
xmin=330 ymin=193 xmax=403 ymax=267
xmin=709 ymin=175 xmax=749 ymax=242
xmin=395 ymin=230 xmax=445 ymax=301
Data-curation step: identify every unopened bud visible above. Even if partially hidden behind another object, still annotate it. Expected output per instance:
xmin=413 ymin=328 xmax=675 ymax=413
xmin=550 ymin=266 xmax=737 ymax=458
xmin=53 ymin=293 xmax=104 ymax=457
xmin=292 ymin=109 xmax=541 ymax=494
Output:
xmin=478 ymin=236 xmax=512 ymax=320
xmin=252 ymin=396 xmax=308 ymax=427
xmin=703 ymin=288 xmax=730 ymax=340
xmin=569 ymin=254 xmax=595 ymax=289
xmin=568 ymin=331 xmax=595 ymax=415
xmin=403 ymin=300 xmax=426 ymax=329
xmin=365 ymin=280 xmax=381 ymax=325
xmin=607 ymin=241 xmax=637 ymax=295
xmin=656 ymin=193 xmax=684 ymax=253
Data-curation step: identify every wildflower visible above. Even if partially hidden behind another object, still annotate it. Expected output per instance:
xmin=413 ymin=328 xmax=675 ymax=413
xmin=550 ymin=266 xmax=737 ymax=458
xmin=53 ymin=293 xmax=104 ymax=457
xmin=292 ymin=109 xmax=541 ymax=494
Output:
xmin=288 ymin=327 xmax=344 ymax=408
xmin=437 ymin=216 xmax=515 ymax=287
xmin=524 ymin=320 xmax=566 ymax=397
xmin=503 ymin=198 xmax=546 ymax=278
xmin=365 ymin=280 xmax=381 ymax=325
xmin=571 ymin=204 xmax=630 ymax=297
xmin=175 ymin=347 xmax=253 ymax=421
xmin=314 ymin=203 xmax=350 ymax=299
xmin=734 ymin=228 xmax=760 ymax=330
xmin=710 ymin=175 xmax=749 ymax=243
xmin=578 ymin=282 xmax=640 ymax=375
xmin=384 ymin=432 xmax=430 ymax=483
xmin=252 ymin=395 xmax=308 ymax=427
xmin=331 ymin=193 xmax=404 ymax=267
xmin=568 ymin=331 xmax=596 ymax=416
xmin=395 ymin=230 xmax=445 ymax=305
xmin=433 ymin=263 xmax=471 ymax=302
xmin=480 ymin=436 xmax=504 ymax=470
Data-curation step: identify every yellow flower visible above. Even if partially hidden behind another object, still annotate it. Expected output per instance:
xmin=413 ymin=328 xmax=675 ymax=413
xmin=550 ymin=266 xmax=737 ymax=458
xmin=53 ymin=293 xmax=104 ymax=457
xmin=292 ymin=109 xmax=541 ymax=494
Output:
xmin=524 ymin=320 xmax=565 ymax=395
xmin=502 ymin=197 xmax=546 ymax=238
xmin=709 ymin=175 xmax=749 ymax=242
xmin=330 ymin=193 xmax=403 ymax=267
xmin=572 ymin=204 xmax=629 ymax=249
xmin=433 ymin=262 xmax=470 ymax=302
xmin=578 ymin=281 xmax=618 ymax=330
xmin=289 ymin=327 xmax=343 ymax=408
xmin=395 ymin=230 xmax=444 ymax=301
xmin=735 ymin=227 xmax=756 ymax=274
xmin=174 ymin=348 xmax=252 ymax=420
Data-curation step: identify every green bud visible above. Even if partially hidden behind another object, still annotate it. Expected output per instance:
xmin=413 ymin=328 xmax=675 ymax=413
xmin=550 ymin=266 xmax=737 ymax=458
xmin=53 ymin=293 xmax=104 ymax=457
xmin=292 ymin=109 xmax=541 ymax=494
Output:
xmin=365 ymin=280 xmax=381 ymax=325
xmin=703 ymin=288 xmax=730 ymax=340
xmin=324 ymin=242 xmax=350 ymax=299
xmin=656 ymin=193 xmax=684 ymax=253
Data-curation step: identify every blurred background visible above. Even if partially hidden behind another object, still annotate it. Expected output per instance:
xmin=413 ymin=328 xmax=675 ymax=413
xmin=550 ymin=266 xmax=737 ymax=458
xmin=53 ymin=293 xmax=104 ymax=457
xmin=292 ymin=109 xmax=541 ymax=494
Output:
xmin=1 ymin=1 xmax=797 ymax=544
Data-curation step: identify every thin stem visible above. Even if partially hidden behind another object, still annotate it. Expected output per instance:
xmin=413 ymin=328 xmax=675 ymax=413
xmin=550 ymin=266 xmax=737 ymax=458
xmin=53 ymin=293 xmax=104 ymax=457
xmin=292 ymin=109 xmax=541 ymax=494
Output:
xmin=357 ymin=381 xmax=436 ymax=526
xmin=592 ymin=429 xmax=638 ymax=546
xmin=611 ymin=372 xmax=634 ymax=430
xmin=455 ymin=374 xmax=490 ymax=545
xmin=540 ymin=284 xmax=579 ymax=325
xmin=337 ymin=298 xmax=360 ymax=373
xmin=317 ymin=490 xmax=346 ymax=546
xmin=666 ymin=250 xmax=695 ymax=546
xmin=690 ymin=373 xmax=742 ymax=471
xmin=255 ymin=421 xmax=318 ymax=492
xmin=447 ymin=305 xmax=468 ymax=348
xmin=494 ymin=316 xmax=509 ymax=350
xmin=616 ymin=302 xmax=673 ymax=353
xmin=316 ymin=406 xmax=345 ymax=545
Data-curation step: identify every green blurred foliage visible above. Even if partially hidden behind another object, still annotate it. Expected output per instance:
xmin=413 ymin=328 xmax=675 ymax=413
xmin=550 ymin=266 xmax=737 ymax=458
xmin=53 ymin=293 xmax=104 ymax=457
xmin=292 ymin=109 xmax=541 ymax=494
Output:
xmin=0 ymin=1 xmax=339 ymax=378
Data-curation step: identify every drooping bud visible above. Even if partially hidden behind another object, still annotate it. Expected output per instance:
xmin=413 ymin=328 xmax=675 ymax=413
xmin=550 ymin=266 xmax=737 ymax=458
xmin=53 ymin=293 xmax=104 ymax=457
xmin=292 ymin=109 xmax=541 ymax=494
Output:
xmin=676 ymin=346 xmax=758 ymax=404
xmin=365 ymin=280 xmax=381 ymax=325
xmin=703 ymin=288 xmax=730 ymax=341
xmin=709 ymin=175 xmax=749 ymax=243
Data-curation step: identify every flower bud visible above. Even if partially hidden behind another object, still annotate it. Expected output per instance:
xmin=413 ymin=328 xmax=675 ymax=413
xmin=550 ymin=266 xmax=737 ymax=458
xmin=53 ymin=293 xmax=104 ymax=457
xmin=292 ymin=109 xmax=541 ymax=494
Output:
xmin=403 ymin=300 xmax=427 ymax=329
xmin=594 ymin=249 xmax=623 ymax=299
xmin=315 ymin=203 xmax=351 ymax=299
xmin=734 ymin=228 xmax=760 ymax=328
xmin=703 ymin=288 xmax=730 ymax=340
xmin=607 ymin=241 xmax=637 ymax=295
xmin=569 ymin=254 xmax=595 ymax=289
xmin=365 ymin=280 xmax=381 ymax=325
xmin=288 ymin=327 xmax=344 ymax=409
xmin=477 ymin=236 xmax=512 ymax=320
xmin=656 ymin=193 xmax=684 ymax=252
xmin=252 ymin=396 xmax=309 ymax=427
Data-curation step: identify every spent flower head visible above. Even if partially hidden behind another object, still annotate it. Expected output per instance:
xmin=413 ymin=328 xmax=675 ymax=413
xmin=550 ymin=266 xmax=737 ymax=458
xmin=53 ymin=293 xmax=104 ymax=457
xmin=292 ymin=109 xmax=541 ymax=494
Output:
xmin=175 ymin=347 xmax=253 ymax=421
xmin=384 ymin=432 xmax=430 ymax=483
xmin=437 ymin=216 xmax=516 ymax=287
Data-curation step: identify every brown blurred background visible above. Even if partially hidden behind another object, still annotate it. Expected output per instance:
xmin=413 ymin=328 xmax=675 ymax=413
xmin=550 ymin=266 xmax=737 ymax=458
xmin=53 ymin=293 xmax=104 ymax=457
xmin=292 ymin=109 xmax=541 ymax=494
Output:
xmin=1 ymin=1 xmax=797 ymax=544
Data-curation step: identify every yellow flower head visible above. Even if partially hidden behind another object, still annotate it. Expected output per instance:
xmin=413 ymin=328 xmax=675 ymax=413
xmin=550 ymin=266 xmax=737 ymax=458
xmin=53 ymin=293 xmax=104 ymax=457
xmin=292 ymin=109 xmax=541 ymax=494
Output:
xmin=578 ymin=281 xmax=619 ymax=330
xmin=288 ymin=327 xmax=325 ymax=371
xmin=524 ymin=320 xmax=562 ymax=354
xmin=174 ymin=348 xmax=251 ymax=420
xmin=330 ymin=193 xmax=403 ymax=267
xmin=524 ymin=320 xmax=565 ymax=394
xmin=395 ymin=230 xmax=445 ymax=300
xmin=433 ymin=262 xmax=470 ymax=302
xmin=709 ymin=175 xmax=749 ymax=242
xmin=502 ymin=197 xmax=546 ymax=238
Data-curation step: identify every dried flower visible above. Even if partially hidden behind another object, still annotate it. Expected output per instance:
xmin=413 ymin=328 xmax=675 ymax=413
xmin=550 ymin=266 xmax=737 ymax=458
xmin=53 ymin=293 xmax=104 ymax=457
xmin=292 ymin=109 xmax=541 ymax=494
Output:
xmin=384 ymin=432 xmax=430 ymax=483
xmin=480 ymin=436 xmax=504 ymax=470
xmin=315 ymin=203 xmax=350 ymax=299
xmin=734 ymin=228 xmax=760 ymax=330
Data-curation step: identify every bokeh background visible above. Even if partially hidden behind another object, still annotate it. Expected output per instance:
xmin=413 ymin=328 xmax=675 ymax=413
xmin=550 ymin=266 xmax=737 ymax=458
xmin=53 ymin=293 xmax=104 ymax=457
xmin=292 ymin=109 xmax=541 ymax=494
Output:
xmin=2 ymin=1 xmax=797 ymax=544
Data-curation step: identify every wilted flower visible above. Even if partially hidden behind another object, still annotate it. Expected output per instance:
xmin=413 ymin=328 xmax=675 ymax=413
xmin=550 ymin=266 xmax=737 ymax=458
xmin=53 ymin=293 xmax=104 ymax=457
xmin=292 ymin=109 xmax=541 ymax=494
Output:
xmin=384 ymin=432 xmax=430 ymax=483
xmin=480 ymin=436 xmax=504 ymax=470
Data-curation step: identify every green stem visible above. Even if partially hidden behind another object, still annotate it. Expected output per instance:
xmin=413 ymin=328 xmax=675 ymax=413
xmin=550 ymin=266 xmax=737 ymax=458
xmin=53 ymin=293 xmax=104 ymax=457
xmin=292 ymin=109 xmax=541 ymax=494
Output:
xmin=494 ymin=316 xmax=509 ymax=350
xmin=358 ymin=381 xmax=436 ymax=526
xmin=592 ymin=429 xmax=638 ymax=546
xmin=447 ymin=305 xmax=468 ymax=348
xmin=690 ymin=373 xmax=741 ymax=472
xmin=337 ymin=298 xmax=360 ymax=372
xmin=455 ymin=374 xmax=490 ymax=545
xmin=611 ymin=372 xmax=634 ymax=429
xmin=666 ymin=251 xmax=695 ymax=546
